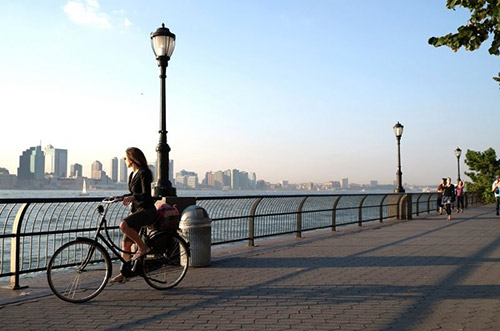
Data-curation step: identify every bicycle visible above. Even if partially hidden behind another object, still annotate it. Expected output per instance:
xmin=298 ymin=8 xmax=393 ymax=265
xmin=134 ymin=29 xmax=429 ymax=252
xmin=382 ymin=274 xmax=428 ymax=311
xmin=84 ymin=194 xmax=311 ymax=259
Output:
xmin=46 ymin=197 xmax=190 ymax=303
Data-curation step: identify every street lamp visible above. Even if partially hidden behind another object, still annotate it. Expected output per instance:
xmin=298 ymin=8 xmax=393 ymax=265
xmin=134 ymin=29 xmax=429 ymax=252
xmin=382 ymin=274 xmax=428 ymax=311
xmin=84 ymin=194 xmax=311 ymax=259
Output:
xmin=151 ymin=23 xmax=176 ymax=197
xmin=393 ymin=122 xmax=405 ymax=193
xmin=455 ymin=147 xmax=462 ymax=183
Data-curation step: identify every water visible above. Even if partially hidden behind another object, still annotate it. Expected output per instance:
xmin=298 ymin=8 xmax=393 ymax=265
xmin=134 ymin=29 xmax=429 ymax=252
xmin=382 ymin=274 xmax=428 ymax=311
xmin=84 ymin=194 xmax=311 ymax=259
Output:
xmin=0 ymin=188 xmax=393 ymax=199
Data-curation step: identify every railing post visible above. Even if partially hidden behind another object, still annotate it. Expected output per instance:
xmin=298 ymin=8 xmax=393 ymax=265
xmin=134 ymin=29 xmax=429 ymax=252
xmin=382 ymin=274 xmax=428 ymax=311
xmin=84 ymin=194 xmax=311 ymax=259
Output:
xmin=427 ymin=194 xmax=432 ymax=214
xmin=415 ymin=194 xmax=422 ymax=216
xmin=398 ymin=194 xmax=413 ymax=220
xmin=379 ymin=195 xmax=387 ymax=223
xmin=396 ymin=194 xmax=405 ymax=220
xmin=248 ymin=198 xmax=263 ymax=247
xmin=332 ymin=196 xmax=341 ymax=231
xmin=358 ymin=195 xmax=368 ymax=227
xmin=296 ymin=197 xmax=308 ymax=238
xmin=10 ymin=203 xmax=30 ymax=290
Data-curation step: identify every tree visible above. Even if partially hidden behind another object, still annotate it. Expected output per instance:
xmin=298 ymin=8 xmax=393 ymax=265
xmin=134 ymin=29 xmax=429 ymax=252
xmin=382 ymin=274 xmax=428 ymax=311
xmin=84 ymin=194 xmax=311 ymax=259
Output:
xmin=464 ymin=147 xmax=500 ymax=203
xmin=428 ymin=0 xmax=500 ymax=85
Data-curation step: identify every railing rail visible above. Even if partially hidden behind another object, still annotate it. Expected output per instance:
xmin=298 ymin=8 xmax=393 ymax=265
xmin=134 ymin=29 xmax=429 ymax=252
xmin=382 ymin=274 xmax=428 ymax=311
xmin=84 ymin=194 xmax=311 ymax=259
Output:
xmin=0 ymin=192 xmax=479 ymax=289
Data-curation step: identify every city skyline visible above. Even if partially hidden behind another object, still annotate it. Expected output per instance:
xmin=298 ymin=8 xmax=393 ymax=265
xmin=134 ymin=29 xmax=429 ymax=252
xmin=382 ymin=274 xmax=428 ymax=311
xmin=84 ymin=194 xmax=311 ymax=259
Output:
xmin=1 ymin=1 xmax=498 ymax=185
xmin=2 ymin=142 xmax=437 ymax=188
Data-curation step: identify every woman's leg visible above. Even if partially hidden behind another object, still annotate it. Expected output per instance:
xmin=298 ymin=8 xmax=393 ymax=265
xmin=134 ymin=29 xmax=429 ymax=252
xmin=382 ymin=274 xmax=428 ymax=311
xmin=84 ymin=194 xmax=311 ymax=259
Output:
xmin=446 ymin=203 xmax=452 ymax=219
xmin=111 ymin=235 xmax=134 ymax=282
xmin=119 ymin=221 xmax=149 ymax=254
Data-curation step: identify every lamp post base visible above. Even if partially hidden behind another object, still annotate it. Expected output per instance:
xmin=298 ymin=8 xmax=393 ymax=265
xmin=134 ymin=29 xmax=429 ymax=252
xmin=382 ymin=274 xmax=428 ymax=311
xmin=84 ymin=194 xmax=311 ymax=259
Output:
xmin=153 ymin=186 xmax=177 ymax=198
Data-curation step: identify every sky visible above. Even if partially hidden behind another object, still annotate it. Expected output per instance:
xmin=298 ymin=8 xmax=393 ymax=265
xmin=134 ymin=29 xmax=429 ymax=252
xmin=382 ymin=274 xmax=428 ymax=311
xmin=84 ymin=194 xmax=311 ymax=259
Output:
xmin=0 ymin=0 xmax=499 ymax=186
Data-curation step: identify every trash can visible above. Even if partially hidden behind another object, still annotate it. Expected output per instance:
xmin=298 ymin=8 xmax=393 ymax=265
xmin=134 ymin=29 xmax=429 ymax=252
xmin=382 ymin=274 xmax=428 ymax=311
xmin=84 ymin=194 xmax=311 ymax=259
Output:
xmin=179 ymin=205 xmax=211 ymax=267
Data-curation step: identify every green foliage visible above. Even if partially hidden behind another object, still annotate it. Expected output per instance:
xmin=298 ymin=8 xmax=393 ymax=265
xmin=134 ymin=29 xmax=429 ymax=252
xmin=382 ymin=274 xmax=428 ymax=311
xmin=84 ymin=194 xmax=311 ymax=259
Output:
xmin=428 ymin=0 xmax=500 ymax=85
xmin=464 ymin=148 xmax=500 ymax=203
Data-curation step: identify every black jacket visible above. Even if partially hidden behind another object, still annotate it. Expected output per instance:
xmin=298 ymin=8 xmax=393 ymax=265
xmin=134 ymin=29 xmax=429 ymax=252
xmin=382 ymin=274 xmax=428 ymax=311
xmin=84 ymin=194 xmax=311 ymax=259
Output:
xmin=125 ymin=169 xmax=155 ymax=212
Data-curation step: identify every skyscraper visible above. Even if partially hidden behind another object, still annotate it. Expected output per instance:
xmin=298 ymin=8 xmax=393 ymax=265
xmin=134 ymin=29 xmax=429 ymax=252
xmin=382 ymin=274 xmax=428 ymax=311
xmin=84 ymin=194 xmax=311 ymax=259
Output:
xmin=17 ymin=146 xmax=45 ymax=180
xmin=110 ymin=157 xmax=118 ymax=182
xmin=91 ymin=161 xmax=103 ymax=180
xmin=71 ymin=163 xmax=83 ymax=178
xmin=119 ymin=158 xmax=127 ymax=183
xmin=44 ymin=145 xmax=68 ymax=177
xmin=231 ymin=169 xmax=240 ymax=190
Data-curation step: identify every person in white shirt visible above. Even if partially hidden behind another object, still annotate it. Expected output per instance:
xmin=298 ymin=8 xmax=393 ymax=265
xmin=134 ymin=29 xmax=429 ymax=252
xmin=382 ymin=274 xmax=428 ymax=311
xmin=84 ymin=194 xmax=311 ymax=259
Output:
xmin=491 ymin=175 xmax=500 ymax=216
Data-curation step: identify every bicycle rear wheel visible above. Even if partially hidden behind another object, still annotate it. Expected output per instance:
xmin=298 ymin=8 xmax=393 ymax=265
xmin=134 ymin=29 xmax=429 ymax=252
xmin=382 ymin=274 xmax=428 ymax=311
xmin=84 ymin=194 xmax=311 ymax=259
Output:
xmin=47 ymin=239 xmax=111 ymax=303
xmin=142 ymin=233 xmax=189 ymax=290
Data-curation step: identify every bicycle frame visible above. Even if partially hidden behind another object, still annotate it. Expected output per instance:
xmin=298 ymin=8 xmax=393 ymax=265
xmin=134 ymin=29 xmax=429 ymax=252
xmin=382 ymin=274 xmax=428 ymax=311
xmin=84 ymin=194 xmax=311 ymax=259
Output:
xmin=77 ymin=200 xmax=132 ymax=272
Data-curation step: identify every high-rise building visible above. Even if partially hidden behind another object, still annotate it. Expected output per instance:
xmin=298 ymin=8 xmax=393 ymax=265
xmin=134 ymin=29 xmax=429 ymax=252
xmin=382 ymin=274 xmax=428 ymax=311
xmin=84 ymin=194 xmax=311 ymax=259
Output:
xmin=169 ymin=160 xmax=174 ymax=185
xmin=110 ymin=157 xmax=118 ymax=182
xmin=342 ymin=178 xmax=349 ymax=189
xmin=149 ymin=164 xmax=156 ymax=183
xmin=119 ymin=158 xmax=127 ymax=183
xmin=44 ymin=145 xmax=68 ymax=177
xmin=175 ymin=170 xmax=198 ymax=189
xmin=91 ymin=161 xmax=103 ymax=180
xmin=71 ymin=163 xmax=83 ymax=178
xmin=17 ymin=148 xmax=33 ymax=180
xmin=230 ymin=169 xmax=240 ymax=190
xmin=214 ymin=171 xmax=225 ymax=189
xmin=248 ymin=172 xmax=257 ymax=189
xmin=17 ymin=146 xmax=45 ymax=181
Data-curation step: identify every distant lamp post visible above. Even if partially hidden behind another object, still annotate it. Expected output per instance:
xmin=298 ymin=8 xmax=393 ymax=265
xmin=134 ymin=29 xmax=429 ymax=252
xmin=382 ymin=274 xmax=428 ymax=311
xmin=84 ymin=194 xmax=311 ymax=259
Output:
xmin=455 ymin=147 xmax=462 ymax=183
xmin=151 ymin=23 xmax=176 ymax=197
xmin=393 ymin=122 xmax=405 ymax=193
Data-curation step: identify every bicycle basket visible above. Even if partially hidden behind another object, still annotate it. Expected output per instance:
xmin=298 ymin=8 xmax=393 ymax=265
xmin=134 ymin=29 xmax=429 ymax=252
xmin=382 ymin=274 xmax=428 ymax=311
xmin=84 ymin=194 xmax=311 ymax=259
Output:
xmin=152 ymin=202 xmax=180 ymax=232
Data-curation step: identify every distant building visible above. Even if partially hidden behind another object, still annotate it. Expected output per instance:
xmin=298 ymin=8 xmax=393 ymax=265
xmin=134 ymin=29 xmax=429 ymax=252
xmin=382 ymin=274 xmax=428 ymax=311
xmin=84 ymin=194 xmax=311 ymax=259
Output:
xmin=342 ymin=178 xmax=349 ymax=189
xmin=175 ymin=170 xmax=198 ymax=189
xmin=44 ymin=145 xmax=68 ymax=177
xmin=119 ymin=158 xmax=127 ymax=183
xmin=91 ymin=161 xmax=103 ymax=180
xmin=110 ymin=157 xmax=118 ymax=182
xmin=230 ymin=169 xmax=240 ymax=190
xmin=169 ymin=160 xmax=174 ymax=186
xmin=0 ymin=168 xmax=16 ymax=189
xmin=370 ymin=180 xmax=378 ymax=187
xmin=248 ymin=172 xmax=257 ymax=189
xmin=70 ymin=163 xmax=83 ymax=178
xmin=17 ymin=146 xmax=45 ymax=181
xmin=149 ymin=164 xmax=156 ymax=183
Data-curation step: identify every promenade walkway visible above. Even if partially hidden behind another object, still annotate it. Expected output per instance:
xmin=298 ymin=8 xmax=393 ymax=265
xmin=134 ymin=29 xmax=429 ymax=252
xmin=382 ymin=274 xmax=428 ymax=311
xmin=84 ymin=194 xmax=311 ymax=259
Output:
xmin=1 ymin=204 xmax=500 ymax=330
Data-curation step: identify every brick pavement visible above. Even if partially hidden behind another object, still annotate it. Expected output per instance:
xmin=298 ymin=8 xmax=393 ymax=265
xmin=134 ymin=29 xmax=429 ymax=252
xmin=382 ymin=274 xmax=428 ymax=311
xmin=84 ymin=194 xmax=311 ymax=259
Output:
xmin=1 ymin=205 xmax=500 ymax=330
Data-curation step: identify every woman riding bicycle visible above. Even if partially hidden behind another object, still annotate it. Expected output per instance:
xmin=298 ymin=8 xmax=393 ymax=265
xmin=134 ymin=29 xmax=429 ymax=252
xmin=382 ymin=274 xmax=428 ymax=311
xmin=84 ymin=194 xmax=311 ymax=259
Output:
xmin=111 ymin=147 xmax=156 ymax=283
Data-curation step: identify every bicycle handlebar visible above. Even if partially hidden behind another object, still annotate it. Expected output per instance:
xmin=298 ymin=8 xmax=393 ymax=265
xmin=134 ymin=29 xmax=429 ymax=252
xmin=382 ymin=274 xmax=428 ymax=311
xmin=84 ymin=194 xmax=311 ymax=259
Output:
xmin=101 ymin=196 xmax=124 ymax=204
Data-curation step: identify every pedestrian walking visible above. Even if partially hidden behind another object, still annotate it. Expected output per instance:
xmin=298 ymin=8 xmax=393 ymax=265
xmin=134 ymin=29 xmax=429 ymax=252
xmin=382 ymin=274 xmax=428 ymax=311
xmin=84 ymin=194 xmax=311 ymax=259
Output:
xmin=492 ymin=175 xmax=500 ymax=216
xmin=442 ymin=177 xmax=455 ymax=221
xmin=455 ymin=180 xmax=465 ymax=213
xmin=437 ymin=178 xmax=446 ymax=215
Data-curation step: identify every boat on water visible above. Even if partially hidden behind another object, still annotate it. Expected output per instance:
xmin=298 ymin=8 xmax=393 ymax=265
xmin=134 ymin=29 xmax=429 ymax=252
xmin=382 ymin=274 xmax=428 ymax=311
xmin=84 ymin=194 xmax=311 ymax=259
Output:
xmin=79 ymin=179 xmax=89 ymax=196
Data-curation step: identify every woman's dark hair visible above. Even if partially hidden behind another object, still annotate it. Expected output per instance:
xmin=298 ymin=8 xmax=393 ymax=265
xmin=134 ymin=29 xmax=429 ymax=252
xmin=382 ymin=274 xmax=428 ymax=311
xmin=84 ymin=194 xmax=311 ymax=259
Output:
xmin=126 ymin=147 xmax=153 ymax=181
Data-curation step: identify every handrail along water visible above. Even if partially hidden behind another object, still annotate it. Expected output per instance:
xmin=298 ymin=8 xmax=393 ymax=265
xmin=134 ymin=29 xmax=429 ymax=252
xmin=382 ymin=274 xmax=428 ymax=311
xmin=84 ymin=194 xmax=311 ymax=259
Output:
xmin=0 ymin=192 xmax=479 ymax=289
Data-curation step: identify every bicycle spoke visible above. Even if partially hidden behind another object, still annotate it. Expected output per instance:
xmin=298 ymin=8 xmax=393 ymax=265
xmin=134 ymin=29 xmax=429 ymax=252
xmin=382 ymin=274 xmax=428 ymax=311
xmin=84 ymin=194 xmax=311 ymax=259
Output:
xmin=47 ymin=240 xmax=111 ymax=303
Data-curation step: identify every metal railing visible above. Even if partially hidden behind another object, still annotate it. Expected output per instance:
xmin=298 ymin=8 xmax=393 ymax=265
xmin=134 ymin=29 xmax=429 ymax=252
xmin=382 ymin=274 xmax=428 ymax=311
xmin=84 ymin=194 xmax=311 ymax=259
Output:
xmin=0 ymin=192 xmax=478 ymax=289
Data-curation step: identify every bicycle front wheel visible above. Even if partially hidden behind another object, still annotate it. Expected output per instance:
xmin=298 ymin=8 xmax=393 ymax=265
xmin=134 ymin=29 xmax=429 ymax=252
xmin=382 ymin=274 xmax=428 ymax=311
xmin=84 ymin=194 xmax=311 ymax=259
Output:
xmin=47 ymin=239 xmax=112 ymax=303
xmin=142 ymin=234 xmax=189 ymax=290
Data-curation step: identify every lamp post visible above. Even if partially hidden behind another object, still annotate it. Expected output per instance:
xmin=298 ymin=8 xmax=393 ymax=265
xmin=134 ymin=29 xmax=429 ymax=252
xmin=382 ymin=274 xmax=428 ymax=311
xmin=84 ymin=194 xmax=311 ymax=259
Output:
xmin=151 ymin=23 xmax=176 ymax=197
xmin=393 ymin=122 xmax=405 ymax=193
xmin=455 ymin=147 xmax=462 ymax=183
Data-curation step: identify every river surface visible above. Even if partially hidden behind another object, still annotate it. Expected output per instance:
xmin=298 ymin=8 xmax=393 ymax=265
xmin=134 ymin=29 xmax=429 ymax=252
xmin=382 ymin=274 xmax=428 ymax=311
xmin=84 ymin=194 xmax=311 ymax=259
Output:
xmin=0 ymin=189 xmax=395 ymax=199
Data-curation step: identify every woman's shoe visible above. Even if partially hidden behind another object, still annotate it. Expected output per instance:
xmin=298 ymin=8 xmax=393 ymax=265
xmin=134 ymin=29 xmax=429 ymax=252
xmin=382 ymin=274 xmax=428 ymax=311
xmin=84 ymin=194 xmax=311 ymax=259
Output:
xmin=447 ymin=216 xmax=452 ymax=221
xmin=110 ymin=274 xmax=128 ymax=284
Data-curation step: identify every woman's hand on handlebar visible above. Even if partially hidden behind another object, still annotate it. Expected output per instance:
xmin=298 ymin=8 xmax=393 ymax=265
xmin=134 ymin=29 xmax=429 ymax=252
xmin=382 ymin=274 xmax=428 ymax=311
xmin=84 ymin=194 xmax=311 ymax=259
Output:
xmin=122 ymin=195 xmax=135 ymax=206
xmin=104 ymin=196 xmax=124 ymax=203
